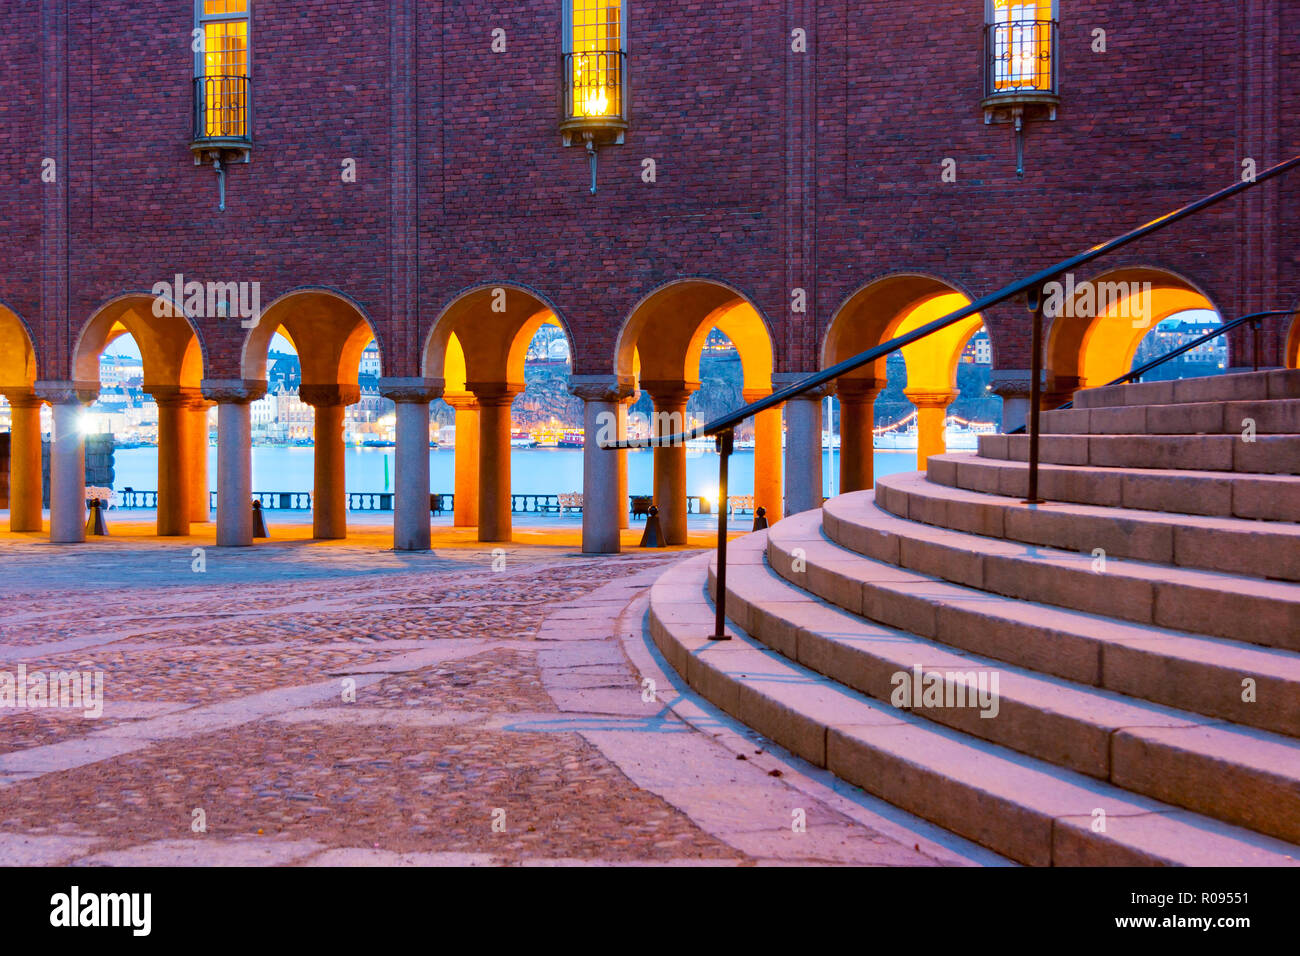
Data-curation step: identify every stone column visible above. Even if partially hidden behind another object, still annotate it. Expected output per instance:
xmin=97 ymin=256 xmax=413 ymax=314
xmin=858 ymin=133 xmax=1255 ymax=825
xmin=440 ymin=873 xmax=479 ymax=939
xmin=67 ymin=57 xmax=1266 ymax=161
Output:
xmin=3 ymin=390 xmax=44 ymax=532
xmin=906 ymin=389 xmax=958 ymax=471
xmin=203 ymin=380 xmax=265 ymax=547
xmin=837 ymin=378 xmax=885 ymax=493
xmin=774 ymin=373 xmax=829 ymax=516
xmin=445 ymin=395 xmax=480 ymax=528
xmin=643 ymin=381 xmax=696 ymax=546
xmin=35 ymin=382 xmax=98 ymax=544
xmin=380 ymin=377 xmax=443 ymax=552
xmin=744 ymin=388 xmax=784 ymax=523
xmin=571 ymin=376 xmax=633 ymax=555
xmin=616 ymin=398 xmax=631 ymax=530
xmin=151 ymin=386 xmax=202 ymax=536
xmin=300 ymin=384 xmax=359 ymax=541
xmin=468 ymin=383 xmax=520 ymax=543
xmin=990 ymin=372 xmax=1034 ymax=434
xmin=186 ymin=398 xmax=212 ymax=523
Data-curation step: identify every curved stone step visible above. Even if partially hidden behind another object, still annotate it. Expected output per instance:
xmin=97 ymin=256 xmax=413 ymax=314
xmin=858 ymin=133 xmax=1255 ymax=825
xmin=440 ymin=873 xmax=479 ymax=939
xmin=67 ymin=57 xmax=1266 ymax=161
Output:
xmin=1076 ymin=369 xmax=1300 ymax=411
xmin=820 ymin=491 xmax=1300 ymax=651
xmin=978 ymin=432 xmax=1300 ymax=475
xmin=706 ymin=534 xmax=1300 ymax=843
xmin=763 ymin=508 xmax=1300 ymax=738
xmin=927 ymin=453 xmax=1300 ymax=523
xmin=1042 ymin=399 xmax=1300 ymax=437
xmin=648 ymin=553 xmax=1300 ymax=866
xmin=875 ymin=470 xmax=1300 ymax=582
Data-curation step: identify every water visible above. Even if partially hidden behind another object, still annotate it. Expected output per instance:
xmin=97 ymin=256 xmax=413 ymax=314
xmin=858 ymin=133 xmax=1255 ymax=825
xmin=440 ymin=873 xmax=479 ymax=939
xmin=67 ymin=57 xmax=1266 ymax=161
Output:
xmin=112 ymin=445 xmax=923 ymax=499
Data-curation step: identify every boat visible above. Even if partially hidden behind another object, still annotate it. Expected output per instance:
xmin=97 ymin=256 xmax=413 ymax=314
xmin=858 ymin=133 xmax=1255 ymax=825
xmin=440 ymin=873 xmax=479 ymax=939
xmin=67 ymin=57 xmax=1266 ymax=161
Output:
xmin=558 ymin=429 xmax=585 ymax=448
xmin=510 ymin=429 xmax=535 ymax=448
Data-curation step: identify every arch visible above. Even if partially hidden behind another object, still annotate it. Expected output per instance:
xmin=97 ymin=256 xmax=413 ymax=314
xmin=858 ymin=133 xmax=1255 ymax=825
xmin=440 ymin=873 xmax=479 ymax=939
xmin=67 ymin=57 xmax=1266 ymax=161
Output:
xmin=422 ymin=283 xmax=571 ymax=387
xmin=1285 ymin=303 xmax=1300 ymax=370
xmin=614 ymin=277 xmax=775 ymax=388
xmin=73 ymin=292 xmax=207 ymax=389
xmin=0 ymin=301 xmax=38 ymax=390
xmin=1045 ymin=266 xmax=1220 ymax=390
xmin=822 ymin=272 xmax=982 ymax=383
xmin=243 ymin=288 xmax=380 ymax=385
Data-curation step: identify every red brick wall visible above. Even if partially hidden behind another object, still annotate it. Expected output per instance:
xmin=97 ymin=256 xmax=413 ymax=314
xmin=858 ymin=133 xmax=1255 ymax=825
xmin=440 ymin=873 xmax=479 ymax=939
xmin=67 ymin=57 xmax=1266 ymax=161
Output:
xmin=1 ymin=0 xmax=1294 ymax=382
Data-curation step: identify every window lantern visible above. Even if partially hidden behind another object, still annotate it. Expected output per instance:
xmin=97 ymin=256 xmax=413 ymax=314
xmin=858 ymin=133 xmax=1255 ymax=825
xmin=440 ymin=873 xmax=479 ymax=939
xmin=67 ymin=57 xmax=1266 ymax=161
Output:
xmin=191 ymin=0 xmax=253 ymax=210
xmin=561 ymin=0 xmax=628 ymax=194
xmin=981 ymin=0 xmax=1059 ymax=176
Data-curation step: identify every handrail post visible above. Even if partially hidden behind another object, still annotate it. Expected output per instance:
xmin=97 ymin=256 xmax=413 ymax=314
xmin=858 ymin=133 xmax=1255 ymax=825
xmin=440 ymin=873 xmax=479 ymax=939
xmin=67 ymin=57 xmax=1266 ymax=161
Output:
xmin=1025 ymin=278 xmax=1050 ymax=505
xmin=710 ymin=429 xmax=734 ymax=641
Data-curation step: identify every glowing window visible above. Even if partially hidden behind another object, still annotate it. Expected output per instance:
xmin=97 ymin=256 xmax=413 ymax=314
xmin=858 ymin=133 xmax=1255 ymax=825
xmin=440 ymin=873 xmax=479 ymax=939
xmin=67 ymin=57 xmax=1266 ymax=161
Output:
xmin=565 ymin=0 xmax=625 ymax=121
xmin=987 ymin=0 xmax=1057 ymax=94
xmin=196 ymin=0 xmax=250 ymax=139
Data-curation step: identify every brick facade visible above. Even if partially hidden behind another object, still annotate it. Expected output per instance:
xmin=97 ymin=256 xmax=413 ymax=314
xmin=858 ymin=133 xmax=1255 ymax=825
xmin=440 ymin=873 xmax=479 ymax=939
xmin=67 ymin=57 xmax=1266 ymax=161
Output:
xmin=1 ymin=1 xmax=1295 ymax=384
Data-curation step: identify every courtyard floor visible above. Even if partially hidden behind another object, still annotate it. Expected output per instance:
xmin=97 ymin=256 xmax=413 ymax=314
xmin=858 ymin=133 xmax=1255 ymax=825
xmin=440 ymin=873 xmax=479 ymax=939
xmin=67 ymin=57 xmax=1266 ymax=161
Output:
xmin=0 ymin=515 xmax=1000 ymax=866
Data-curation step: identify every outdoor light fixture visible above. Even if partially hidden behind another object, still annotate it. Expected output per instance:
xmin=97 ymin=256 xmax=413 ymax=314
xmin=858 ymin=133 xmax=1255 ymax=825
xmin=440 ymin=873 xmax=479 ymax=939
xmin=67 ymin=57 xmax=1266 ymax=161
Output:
xmin=191 ymin=0 xmax=253 ymax=211
xmin=561 ymin=0 xmax=628 ymax=195
xmin=981 ymin=0 xmax=1059 ymax=176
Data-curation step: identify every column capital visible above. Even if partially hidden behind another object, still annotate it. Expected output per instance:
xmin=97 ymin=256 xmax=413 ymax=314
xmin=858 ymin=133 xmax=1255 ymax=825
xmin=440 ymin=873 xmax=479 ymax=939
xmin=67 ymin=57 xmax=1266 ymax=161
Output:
xmin=904 ymin=388 xmax=959 ymax=409
xmin=443 ymin=392 xmax=480 ymax=411
xmin=466 ymin=382 xmax=523 ymax=407
xmin=771 ymin=372 xmax=834 ymax=400
xmin=1 ymin=387 xmax=42 ymax=408
xmin=569 ymin=374 xmax=635 ymax=404
xmin=300 ymin=383 xmax=362 ymax=408
xmin=201 ymin=379 xmax=267 ymax=404
xmin=640 ymin=380 xmax=699 ymax=406
xmin=741 ymin=388 xmax=774 ymax=405
xmin=835 ymin=377 xmax=887 ymax=402
xmin=34 ymin=380 xmax=99 ymax=406
xmin=147 ymin=385 xmax=205 ymax=407
xmin=378 ymin=376 xmax=444 ymax=404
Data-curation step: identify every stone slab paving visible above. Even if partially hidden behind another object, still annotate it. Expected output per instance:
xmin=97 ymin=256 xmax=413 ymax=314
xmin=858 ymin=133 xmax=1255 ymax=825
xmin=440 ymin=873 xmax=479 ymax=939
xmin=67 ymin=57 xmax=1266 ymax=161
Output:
xmin=0 ymin=531 xmax=999 ymax=865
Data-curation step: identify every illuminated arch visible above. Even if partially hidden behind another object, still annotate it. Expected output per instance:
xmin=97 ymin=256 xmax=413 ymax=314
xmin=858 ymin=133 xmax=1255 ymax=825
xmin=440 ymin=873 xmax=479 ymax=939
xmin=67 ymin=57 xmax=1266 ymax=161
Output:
xmin=74 ymin=292 xmax=207 ymax=389
xmin=615 ymin=278 xmax=775 ymax=391
xmin=243 ymin=288 xmax=380 ymax=385
xmin=422 ymin=283 xmax=571 ymax=389
xmin=1046 ymin=267 xmax=1220 ymax=390
xmin=0 ymin=301 xmax=38 ymax=390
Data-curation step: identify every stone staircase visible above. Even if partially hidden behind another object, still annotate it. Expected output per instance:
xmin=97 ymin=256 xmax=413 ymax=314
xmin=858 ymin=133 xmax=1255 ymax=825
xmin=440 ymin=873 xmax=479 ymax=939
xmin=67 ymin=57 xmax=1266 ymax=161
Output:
xmin=648 ymin=369 xmax=1300 ymax=865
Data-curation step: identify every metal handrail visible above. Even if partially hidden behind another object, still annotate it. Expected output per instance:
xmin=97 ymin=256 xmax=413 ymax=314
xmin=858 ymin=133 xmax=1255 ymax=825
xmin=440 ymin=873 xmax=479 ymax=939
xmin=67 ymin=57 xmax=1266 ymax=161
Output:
xmin=1009 ymin=309 xmax=1295 ymax=428
xmin=599 ymin=153 xmax=1300 ymax=642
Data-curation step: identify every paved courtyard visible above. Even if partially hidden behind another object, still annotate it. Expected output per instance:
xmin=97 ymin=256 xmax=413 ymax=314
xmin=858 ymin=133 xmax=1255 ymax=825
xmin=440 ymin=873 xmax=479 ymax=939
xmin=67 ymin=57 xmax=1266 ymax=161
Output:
xmin=0 ymin=520 xmax=999 ymax=866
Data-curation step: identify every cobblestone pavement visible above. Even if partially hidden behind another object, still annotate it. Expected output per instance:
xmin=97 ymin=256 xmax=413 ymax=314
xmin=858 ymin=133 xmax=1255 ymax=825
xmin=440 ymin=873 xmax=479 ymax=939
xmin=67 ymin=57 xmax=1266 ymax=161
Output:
xmin=0 ymin=531 xmax=1000 ymax=866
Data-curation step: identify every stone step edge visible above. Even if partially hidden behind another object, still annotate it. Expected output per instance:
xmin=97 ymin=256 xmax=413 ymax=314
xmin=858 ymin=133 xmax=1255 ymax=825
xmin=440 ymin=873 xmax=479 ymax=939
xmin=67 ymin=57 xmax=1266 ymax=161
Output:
xmin=821 ymin=491 xmax=1300 ymax=653
xmin=648 ymin=553 xmax=1300 ymax=867
xmin=707 ymin=538 xmax=1300 ymax=843
xmin=977 ymin=433 xmax=1300 ymax=476
xmin=926 ymin=452 xmax=1300 ymax=523
xmin=874 ymin=469 xmax=1300 ymax=583
xmin=763 ymin=508 xmax=1300 ymax=739
xmin=1041 ymin=398 xmax=1300 ymax=437
xmin=1075 ymin=369 xmax=1300 ymax=410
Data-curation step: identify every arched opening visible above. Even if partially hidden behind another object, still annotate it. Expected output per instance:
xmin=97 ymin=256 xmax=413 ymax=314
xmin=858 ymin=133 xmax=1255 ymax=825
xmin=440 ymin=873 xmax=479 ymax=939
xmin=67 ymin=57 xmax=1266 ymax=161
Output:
xmin=615 ymin=281 xmax=777 ymax=544
xmin=244 ymin=290 xmax=381 ymax=540
xmin=1285 ymin=305 xmax=1300 ymax=370
xmin=73 ymin=293 xmax=208 ymax=536
xmin=423 ymin=284 xmax=574 ymax=543
xmin=0 ymin=304 xmax=42 ymax=532
xmin=1045 ymin=267 xmax=1219 ymax=396
xmin=1128 ymin=309 xmax=1226 ymax=381
xmin=824 ymin=275 xmax=994 ymax=478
